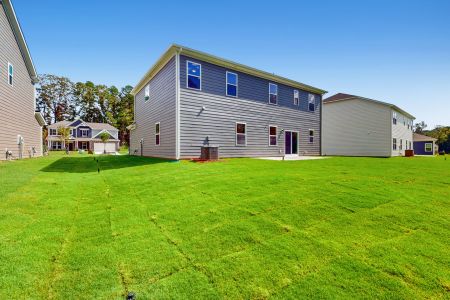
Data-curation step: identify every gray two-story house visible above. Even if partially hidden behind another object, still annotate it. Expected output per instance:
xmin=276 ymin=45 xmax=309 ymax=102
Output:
xmin=129 ymin=45 xmax=327 ymax=159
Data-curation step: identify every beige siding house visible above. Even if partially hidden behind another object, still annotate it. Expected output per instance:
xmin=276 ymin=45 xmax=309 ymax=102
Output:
xmin=322 ymin=93 xmax=415 ymax=157
xmin=0 ymin=0 xmax=45 ymax=160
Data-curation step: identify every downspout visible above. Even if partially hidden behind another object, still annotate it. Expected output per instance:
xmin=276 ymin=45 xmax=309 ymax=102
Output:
xmin=175 ymin=49 xmax=181 ymax=160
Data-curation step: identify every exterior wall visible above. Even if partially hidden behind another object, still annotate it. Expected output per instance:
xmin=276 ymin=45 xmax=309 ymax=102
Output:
xmin=130 ymin=56 xmax=177 ymax=159
xmin=178 ymin=54 xmax=322 ymax=158
xmin=391 ymin=110 xmax=414 ymax=156
xmin=0 ymin=4 xmax=41 ymax=159
xmin=413 ymin=141 xmax=435 ymax=155
xmin=322 ymin=99 xmax=392 ymax=157
xmin=77 ymin=126 xmax=92 ymax=138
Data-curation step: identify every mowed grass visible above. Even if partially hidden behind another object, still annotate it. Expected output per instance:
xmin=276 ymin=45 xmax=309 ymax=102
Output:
xmin=0 ymin=153 xmax=449 ymax=299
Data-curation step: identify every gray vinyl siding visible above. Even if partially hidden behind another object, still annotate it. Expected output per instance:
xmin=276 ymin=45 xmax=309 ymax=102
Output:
xmin=322 ymin=99 xmax=392 ymax=157
xmin=179 ymin=89 xmax=321 ymax=158
xmin=130 ymin=56 xmax=176 ymax=159
xmin=0 ymin=4 xmax=41 ymax=160
xmin=391 ymin=110 xmax=413 ymax=157
xmin=180 ymin=55 xmax=321 ymax=112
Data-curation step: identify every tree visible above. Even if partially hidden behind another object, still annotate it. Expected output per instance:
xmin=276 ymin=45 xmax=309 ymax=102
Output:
xmin=99 ymin=131 xmax=110 ymax=154
xmin=57 ymin=126 xmax=71 ymax=153
xmin=36 ymin=74 xmax=75 ymax=124
xmin=73 ymin=81 xmax=102 ymax=122
xmin=414 ymin=121 xmax=427 ymax=134
xmin=117 ymin=85 xmax=134 ymax=146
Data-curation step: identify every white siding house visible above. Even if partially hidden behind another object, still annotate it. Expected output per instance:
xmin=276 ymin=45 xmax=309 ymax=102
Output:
xmin=322 ymin=93 xmax=415 ymax=157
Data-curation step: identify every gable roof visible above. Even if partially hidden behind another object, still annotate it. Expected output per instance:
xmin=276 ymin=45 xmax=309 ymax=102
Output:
xmin=323 ymin=93 xmax=415 ymax=120
xmin=48 ymin=119 xmax=118 ymax=131
xmin=131 ymin=44 xmax=327 ymax=96
xmin=2 ymin=0 xmax=37 ymax=83
xmin=413 ymin=133 xmax=437 ymax=142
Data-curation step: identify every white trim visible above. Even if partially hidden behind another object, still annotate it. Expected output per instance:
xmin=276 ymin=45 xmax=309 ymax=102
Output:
xmin=226 ymin=71 xmax=238 ymax=97
xmin=293 ymin=90 xmax=299 ymax=106
xmin=268 ymin=125 xmax=277 ymax=146
xmin=92 ymin=129 xmax=114 ymax=139
xmin=393 ymin=138 xmax=397 ymax=150
xmin=155 ymin=122 xmax=160 ymax=146
xmin=7 ymin=62 xmax=14 ymax=86
xmin=425 ymin=143 xmax=433 ymax=152
xmin=235 ymin=122 xmax=247 ymax=146
xmin=186 ymin=60 xmax=201 ymax=90
xmin=175 ymin=52 xmax=181 ymax=159
xmin=49 ymin=128 xmax=57 ymax=136
xmin=308 ymin=129 xmax=314 ymax=144
xmin=80 ymin=128 xmax=89 ymax=137
xmin=269 ymin=83 xmax=278 ymax=105
xmin=284 ymin=130 xmax=299 ymax=155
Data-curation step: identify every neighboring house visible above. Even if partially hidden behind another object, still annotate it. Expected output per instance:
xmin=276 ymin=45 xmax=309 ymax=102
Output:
xmin=129 ymin=44 xmax=327 ymax=159
xmin=0 ymin=0 xmax=45 ymax=160
xmin=322 ymin=93 xmax=415 ymax=157
xmin=413 ymin=133 xmax=437 ymax=155
xmin=47 ymin=119 xmax=119 ymax=154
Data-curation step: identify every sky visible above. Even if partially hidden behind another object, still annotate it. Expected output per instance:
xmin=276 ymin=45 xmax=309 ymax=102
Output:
xmin=13 ymin=0 xmax=450 ymax=128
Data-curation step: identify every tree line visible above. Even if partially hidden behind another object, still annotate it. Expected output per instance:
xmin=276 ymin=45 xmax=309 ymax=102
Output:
xmin=36 ymin=74 xmax=134 ymax=145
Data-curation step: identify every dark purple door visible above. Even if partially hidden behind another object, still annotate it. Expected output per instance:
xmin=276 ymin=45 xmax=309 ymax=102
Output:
xmin=292 ymin=132 xmax=298 ymax=154
xmin=285 ymin=131 xmax=292 ymax=155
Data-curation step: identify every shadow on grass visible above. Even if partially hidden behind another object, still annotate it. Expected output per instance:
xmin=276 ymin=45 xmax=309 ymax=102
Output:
xmin=40 ymin=155 xmax=175 ymax=173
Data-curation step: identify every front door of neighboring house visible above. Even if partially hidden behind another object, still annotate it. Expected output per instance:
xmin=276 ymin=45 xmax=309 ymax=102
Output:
xmin=285 ymin=131 xmax=299 ymax=155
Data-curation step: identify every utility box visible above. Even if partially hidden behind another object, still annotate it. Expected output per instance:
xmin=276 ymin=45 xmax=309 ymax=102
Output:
xmin=200 ymin=146 xmax=219 ymax=161
xmin=405 ymin=150 xmax=414 ymax=157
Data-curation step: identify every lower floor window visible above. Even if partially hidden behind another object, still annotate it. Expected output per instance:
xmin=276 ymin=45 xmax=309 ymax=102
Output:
xmin=236 ymin=122 xmax=246 ymax=146
xmin=81 ymin=142 xmax=88 ymax=150
xmin=309 ymin=130 xmax=314 ymax=143
xmin=155 ymin=122 xmax=160 ymax=145
xmin=425 ymin=143 xmax=432 ymax=152
xmin=269 ymin=126 xmax=277 ymax=146
xmin=400 ymin=139 xmax=403 ymax=150
xmin=52 ymin=141 xmax=62 ymax=150
xmin=393 ymin=138 xmax=397 ymax=150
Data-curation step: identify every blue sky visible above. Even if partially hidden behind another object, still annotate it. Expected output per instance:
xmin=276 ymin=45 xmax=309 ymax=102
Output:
xmin=14 ymin=0 xmax=450 ymax=128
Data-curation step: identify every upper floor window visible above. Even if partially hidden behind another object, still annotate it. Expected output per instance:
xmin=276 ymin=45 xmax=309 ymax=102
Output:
xmin=187 ymin=61 xmax=201 ymax=90
xmin=269 ymin=126 xmax=277 ymax=146
xmin=393 ymin=138 xmax=397 ymax=150
xmin=70 ymin=129 xmax=75 ymax=136
xmin=49 ymin=128 xmax=57 ymax=136
xmin=269 ymin=83 xmax=277 ymax=104
xmin=236 ymin=122 xmax=246 ymax=146
xmin=308 ymin=94 xmax=315 ymax=111
xmin=155 ymin=122 xmax=160 ymax=145
xmin=226 ymin=71 xmax=238 ymax=97
xmin=80 ymin=129 xmax=89 ymax=137
xmin=293 ymin=90 xmax=299 ymax=106
xmin=309 ymin=130 xmax=314 ymax=143
xmin=8 ymin=63 xmax=13 ymax=86
xmin=144 ymin=85 xmax=150 ymax=101
xmin=393 ymin=112 xmax=397 ymax=125
xmin=403 ymin=117 xmax=406 ymax=126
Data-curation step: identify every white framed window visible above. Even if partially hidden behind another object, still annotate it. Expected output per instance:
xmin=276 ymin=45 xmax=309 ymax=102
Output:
xmin=70 ymin=129 xmax=74 ymax=136
xmin=187 ymin=61 xmax=201 ymax=90
xmin=81 ymin=141 xmax=88 ymax=150
xmin=399 ymin=139 xmax=403 ymax=150
xmin=226 ymin=71 xmax=238 ymax=97
xmin=80 ymin=129 xmax=89 ymax=137
xmin=309 ymin=129 xmax=314 ymax=143
xmin=236 ymin=122 xmax=246 ymax=146
xmin=155 ymin=122 xmax=160 ymax=145
xmin=393 ymin=138 xmax=397 ymax=150
xmin=52 ymin=141 xmax=62 ymax=150
xmin=308 ymin=94 xmax=315 ymax=111
xmin=393 ymin=112 xmax=397 ymax=125
xmin=269 ymin=83 xmax=277 ymax=104
xmin=8 ymin=63 xmax=13 ymax=86
xmin=144 ymin=85 xmax=150 ymax=101
xmin=293 ymin=90 xmax=299 ymax=105
xmin=49 ymin=128 xmax=57 ymax=136
xmin=269 ymin=125 xmax=277 ymax=146
xmin=425 ymin=143 xmax=432 ymax=152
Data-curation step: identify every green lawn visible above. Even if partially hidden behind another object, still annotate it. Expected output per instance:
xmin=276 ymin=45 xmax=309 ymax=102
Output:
xmin=0 ymin=153 xmax=449 ymax=299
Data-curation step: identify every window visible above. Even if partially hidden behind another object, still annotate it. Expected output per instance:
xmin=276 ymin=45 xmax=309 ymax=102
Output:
xmin=226 ymin=71 xmax=238 ymax=97
xmin=8 ymin=63 xmax=13 ymax=86
xmin=80 ymin=129 xmax=89 ymax=137
xmin=52 ymin=141 xmax=62 ymax=150
xmin=49 ymin=128 xmax=57 ymax=136
xmin=81 ymin=142 xmax=88 ymax=150
xmin=269 ymin=83 xmax=277 ymax=104
xmin=236 ymin=122 xmax=246 ymax=146
xmin=308 ymin=94 xmax=315 ymax=111
xmin=393 ymin=138 xmax=397 ymax=150
xmin=70 ymin=129 xmax=74 ymax=136
xmin=403 ymin=117 xmax=406 ymax=126
xmin=293 ymin=90 xmax=299 ymax=105
xmin=309 ymin=130 xmax=314 ymax=143
xmin=425 ymin=143 xmax=432 ymax=152
xmin=155 ymin=122 xmax=160 ymax=145
xmin=144 ymin=85 xmax=150 ymax=101
xmin=393 ymin=112 xmax=397 ymax=125
xmin=399 ymin=139 xmax=403 ymax=150
xmin=187 ymin=61 xmax=201 ymax=90
xmin=269 ymin=126 xmax=277 ymax=146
